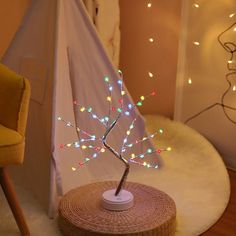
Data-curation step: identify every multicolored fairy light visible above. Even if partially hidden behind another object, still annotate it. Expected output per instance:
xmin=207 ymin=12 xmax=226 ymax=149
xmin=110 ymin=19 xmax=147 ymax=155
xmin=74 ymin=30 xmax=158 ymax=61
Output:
xmin=129 ymin=158 xmax=159 ymax=169
xmin=57 ymin=116 xmax=97 ymax=139
xmin=122 ymin=90 xmax=157 ymax=115
xmin=122 ymin=129 xmax=164 ymax=152
xmin=129 ymin=146 xmax=171 ymax=160
xmin=73 ymin=102 xmax=107 ymax=126
xmin=58 ymin=72 xmax=171 ymax=195
xmin=120 ymin=118 xmax=136 ymax=153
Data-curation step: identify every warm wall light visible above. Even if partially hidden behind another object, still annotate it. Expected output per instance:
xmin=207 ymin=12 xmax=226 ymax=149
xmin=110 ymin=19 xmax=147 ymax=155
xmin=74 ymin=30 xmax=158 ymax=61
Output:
xmin=149 ymin=37 xmax=154 ymax=42
xmin=233 ymin=85 xmax=236 ymax=91
xmin=193 ymin=3 xmax=199 ymax=8
xmin=233 ymin=27 xmax=236 ymax=31
xmin=229 ymin=13 xmax=235 ymax=18
xmin=228 ymin=60 xmax=233 ymax=64
xmin=193 ymin=41 xmax=200 ymax=46
xmin=148 ymin=72 xmax=154 ymax=78
xmin=147 ymin=3 xmax=152 ymax=8
xmin=188 ymin=78 xmax=192 ymax=84
xmin=80 ymin=107 xmax=85 ymax=112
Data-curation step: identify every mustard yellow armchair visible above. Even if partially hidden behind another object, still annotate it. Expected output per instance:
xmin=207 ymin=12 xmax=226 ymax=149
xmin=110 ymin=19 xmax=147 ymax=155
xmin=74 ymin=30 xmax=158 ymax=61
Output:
xmin=0 ymin=63 xmax=30 ymax=235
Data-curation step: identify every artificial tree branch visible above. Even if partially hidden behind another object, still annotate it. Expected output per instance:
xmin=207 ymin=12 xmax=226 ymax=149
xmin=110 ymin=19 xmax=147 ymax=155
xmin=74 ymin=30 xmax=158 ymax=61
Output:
xmin=102 ymin=114 xmax=130 ymax=196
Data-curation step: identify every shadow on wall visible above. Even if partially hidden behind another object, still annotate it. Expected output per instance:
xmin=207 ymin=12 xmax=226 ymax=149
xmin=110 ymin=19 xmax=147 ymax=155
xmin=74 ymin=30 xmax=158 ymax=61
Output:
xmin=0 ymin=0 xmax=31 ymax=59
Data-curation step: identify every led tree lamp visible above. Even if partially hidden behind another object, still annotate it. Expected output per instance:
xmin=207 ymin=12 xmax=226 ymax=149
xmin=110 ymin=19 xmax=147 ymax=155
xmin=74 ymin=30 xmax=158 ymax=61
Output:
xmin=101 ymin=113 xmax=133 ymax=210
xmin=58 ymin=71 xmax=170 ymax=211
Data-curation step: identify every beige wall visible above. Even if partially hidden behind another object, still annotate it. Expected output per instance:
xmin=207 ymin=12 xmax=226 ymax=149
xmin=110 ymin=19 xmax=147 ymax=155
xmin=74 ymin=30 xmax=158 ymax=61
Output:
xmin=175 ymin=0 xmax=236 ymax=169
xmin=0 ymin=0 xmax=31 ymax=59
xmin=119 ymin=0 xmax=182 ymax=118
xmin=0 ymin=0 xmax=181 ymax=118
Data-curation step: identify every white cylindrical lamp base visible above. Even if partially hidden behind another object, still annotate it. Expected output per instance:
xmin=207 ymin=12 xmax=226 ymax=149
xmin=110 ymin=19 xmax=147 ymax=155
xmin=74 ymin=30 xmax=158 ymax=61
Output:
xmin=102 ymin=189 xmax=134 ymax=211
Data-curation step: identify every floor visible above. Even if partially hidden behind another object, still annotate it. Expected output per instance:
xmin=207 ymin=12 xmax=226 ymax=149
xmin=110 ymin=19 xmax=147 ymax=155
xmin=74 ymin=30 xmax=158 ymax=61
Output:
xmin=202 ymin=169 xmax=236 ymax=236
xmin=3 ymin=114 xmax=225 ymax=236
xmin=0 ymin=170 xmax=235 ymax=235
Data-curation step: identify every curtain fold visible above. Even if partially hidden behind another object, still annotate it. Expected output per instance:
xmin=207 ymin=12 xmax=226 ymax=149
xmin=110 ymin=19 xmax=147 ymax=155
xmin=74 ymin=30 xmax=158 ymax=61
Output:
xmin=83 ymin=0 xmax=120 ymax=68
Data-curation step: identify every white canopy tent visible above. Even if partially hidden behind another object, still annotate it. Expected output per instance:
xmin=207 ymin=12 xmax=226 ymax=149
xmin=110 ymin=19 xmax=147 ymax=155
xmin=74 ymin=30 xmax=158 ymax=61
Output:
xmin=3 ymin=0 xmax=159 ymax=216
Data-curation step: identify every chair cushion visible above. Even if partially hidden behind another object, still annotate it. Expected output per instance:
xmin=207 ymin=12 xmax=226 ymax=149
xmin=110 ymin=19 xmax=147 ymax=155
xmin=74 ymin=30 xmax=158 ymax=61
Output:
xmin=0 ymin=124 xmax=24 ymax=166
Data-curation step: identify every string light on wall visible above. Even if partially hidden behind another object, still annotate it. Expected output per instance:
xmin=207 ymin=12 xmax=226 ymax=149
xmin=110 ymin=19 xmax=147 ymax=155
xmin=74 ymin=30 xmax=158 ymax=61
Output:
xmin=188 ymin=3 xmax=201 ymax=85
xmin=149 ymin=37 xmax=154 ymax=43
xmin=148 ymin=72 xmax=154 ymax=78
xmin=146 ymin=1 xmax=156 ymax=80
xmin=185 ymin=18 xmax=236 ymax=124
xmin=193 ymin=41 xmax=200 ymax=46
xmin=193 ymin=3 xmax=199 ymax=8
xmin=192 ymin=2 xmax=200 ymax=49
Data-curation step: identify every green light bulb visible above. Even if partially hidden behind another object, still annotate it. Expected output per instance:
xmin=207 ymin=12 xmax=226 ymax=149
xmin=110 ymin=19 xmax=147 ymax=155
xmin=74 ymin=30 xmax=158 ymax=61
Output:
xmin=104 ymin=76 xmax=109 ymax=82
xmin=147 ymin=148 xmax=152 ymax=153
xmin=137 ymin=101 xmax=142 ymax=106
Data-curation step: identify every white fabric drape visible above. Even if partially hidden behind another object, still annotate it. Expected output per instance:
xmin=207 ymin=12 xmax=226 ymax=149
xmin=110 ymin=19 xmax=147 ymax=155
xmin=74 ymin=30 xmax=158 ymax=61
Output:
xmin=3 ymin=0 xmax=158 ymax=216
xmin=83 ymin=0 xmax=120 ymax=68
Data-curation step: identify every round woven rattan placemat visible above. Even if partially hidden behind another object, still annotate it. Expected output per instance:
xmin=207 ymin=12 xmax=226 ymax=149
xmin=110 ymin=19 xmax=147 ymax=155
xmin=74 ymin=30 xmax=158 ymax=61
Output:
xmin=58 ymin=181 xmax=176 ymax=236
